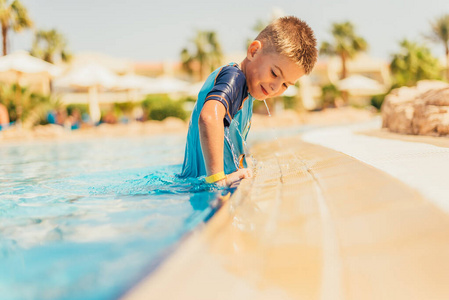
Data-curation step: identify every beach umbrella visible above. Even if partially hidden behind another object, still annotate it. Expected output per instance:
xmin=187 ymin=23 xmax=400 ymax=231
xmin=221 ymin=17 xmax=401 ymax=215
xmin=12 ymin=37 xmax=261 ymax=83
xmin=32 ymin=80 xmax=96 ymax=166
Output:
xmin=55 ymin=63 xmax=119 ymax=123
xmin=55 ymin=63 xmax=117 ymax=89
xmin=114 ymin=74 xmax=154 ymax=91
xmin=337 ymin=74 xmax=385 ymax=95
xmin=112 ymin=73 xmax=155 ymax=102
xmin=141 ymin=76 xmax=189 ymax=95
xmin=0 ymin=50 xmax=61 ymax=76
xmin=0 ymin=51 xmax=62 ymax=123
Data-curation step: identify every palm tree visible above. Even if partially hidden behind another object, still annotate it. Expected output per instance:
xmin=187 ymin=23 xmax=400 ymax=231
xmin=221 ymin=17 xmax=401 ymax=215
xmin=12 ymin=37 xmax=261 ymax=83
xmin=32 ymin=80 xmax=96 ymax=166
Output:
xmin=181 ymin=30 xmax=223 ymax=81
xmin=180 ymin=48 xmax=194 ymax=77
xmin=320 ymin=21 xmax=368 ymax=79
xmin=427 ymin=14 xmax=449 ymax=81
xmin=31 ymin=29 xmax=72 ymax=64
xmin=0 ymin=0 xmax=33 ymax=56
xmin=390 ymin=39 xmax=441 ymax=87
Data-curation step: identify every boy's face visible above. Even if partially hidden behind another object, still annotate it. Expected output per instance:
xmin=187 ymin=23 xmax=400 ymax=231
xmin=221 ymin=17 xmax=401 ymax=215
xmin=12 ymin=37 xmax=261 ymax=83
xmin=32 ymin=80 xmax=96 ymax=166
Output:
xmin=244 ymin=41 xmax=305 ymax=101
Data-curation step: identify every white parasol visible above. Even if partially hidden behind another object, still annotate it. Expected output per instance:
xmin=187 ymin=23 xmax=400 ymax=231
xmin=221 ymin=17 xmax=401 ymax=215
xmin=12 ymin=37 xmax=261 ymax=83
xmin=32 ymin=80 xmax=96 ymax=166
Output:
xmin=338 ymin=75 xmax=386 ymax=95
xmin=0 ymin=50 xmax=61 ymax=76
xmin=54 ymin=63 xmax=119 ymax=123
xmin=114 ymin=74 xmax=154 ymax=91
xmin=0 ymin=51 xmax=62 ymax=124
xmin=141 ymin=76 xmax=189 ymax=95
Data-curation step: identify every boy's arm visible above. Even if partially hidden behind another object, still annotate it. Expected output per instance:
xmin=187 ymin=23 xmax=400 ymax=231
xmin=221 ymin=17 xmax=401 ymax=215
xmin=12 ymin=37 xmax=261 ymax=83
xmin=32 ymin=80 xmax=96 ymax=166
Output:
xmin=199 ymin=100 xmax=225 ymax=176
xmin=199 ymin=101 xmax=252 ymax=186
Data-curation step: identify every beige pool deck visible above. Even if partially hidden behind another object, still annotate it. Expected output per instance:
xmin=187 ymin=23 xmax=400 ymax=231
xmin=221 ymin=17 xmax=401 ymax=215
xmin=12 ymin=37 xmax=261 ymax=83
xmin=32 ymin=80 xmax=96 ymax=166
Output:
xmin=123 ymin=120 xmax=449 ymax=300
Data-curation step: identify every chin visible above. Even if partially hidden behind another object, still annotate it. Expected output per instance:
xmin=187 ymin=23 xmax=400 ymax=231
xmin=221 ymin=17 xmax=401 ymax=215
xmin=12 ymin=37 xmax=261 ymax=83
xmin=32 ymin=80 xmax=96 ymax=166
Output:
xmin=250 ymin=90 xmax=266 ymax=101
xmin=248 ymin=86 xmax=267 ymax=101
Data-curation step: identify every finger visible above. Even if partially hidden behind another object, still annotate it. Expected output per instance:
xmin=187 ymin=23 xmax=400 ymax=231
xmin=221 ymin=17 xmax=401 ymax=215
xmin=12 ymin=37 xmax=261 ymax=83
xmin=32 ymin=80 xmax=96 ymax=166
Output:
xmin=239 ymin=169 xmax=250 ymax=179
xmin=216 ymin=179 xmax=226 ymax=187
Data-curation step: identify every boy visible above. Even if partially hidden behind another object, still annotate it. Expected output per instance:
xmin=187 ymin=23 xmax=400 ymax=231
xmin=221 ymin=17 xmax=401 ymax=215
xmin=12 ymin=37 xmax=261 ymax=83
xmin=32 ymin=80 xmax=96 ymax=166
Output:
xmin=180 ymin=16 xmax=317 ymax=186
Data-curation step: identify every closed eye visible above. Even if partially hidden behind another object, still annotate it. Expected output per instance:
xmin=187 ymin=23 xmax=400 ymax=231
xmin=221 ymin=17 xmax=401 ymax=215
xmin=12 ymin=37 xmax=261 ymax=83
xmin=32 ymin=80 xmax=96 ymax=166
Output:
xmin=283 ymin=83 xmax=288 ymax=88
xmin=271 ymin=70 xmax=277 ymax=77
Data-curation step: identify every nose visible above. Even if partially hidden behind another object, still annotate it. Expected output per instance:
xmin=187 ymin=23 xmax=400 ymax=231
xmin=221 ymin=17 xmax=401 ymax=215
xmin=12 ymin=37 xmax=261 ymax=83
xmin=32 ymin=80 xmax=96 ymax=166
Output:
xmin=270 ymin=79 xmax=282 ymax=94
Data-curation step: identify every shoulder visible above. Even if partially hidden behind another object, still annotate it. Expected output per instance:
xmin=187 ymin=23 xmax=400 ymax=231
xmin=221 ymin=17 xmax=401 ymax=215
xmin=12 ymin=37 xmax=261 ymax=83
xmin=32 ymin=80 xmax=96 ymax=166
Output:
xmin=215 ymin=65 xmax=247 ymax=88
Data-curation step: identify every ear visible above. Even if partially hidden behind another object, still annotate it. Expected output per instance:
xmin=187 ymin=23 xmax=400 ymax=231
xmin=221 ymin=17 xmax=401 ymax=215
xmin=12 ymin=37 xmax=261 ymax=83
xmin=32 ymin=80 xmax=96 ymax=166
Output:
xmin=247 ymin=40 xmax=262 ymax=61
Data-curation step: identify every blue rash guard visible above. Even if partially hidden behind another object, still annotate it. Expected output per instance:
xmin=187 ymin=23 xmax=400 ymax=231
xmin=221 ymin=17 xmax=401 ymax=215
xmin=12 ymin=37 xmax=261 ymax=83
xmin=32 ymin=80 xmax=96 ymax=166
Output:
xmin=180 ymin=63 xmax=255 ymax=178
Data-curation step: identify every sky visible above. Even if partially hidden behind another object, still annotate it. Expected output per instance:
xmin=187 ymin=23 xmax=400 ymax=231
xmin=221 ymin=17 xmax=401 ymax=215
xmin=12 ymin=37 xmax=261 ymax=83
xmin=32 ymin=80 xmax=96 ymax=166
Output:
xmin=9 ymin=0 xmax=449 ymax=63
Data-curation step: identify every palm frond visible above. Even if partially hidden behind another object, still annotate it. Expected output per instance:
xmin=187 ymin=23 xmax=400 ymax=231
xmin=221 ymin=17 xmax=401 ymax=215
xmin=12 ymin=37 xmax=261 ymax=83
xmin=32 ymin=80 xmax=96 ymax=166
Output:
xmin=10 ymin=0 xmax=32 ymax=31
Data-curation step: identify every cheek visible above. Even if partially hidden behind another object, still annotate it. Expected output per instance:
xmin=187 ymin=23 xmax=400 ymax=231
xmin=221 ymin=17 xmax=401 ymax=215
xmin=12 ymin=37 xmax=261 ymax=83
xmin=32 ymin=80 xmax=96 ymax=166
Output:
xmin=247 ymin=71 xmax=260 ymax=90
xmin=250 ymin=68 xmax=260 ymax=83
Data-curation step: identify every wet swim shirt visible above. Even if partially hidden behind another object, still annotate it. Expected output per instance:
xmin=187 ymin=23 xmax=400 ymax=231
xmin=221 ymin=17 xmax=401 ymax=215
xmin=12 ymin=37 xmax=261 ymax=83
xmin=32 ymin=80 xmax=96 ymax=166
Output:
xmin=180 ymin=63 xmax=255 ymax=178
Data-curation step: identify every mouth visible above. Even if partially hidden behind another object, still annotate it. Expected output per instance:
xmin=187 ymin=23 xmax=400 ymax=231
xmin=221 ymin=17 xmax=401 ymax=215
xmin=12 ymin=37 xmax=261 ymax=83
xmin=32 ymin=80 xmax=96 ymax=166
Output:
xmin=261 ymin=85 xmax=268 ymax=96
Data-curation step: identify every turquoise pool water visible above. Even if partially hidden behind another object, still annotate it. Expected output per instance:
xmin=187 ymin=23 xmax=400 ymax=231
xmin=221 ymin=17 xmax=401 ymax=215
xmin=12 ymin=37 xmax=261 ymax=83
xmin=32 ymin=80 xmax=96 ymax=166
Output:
xmin=0 ymin=134 xmax=224 ymax=300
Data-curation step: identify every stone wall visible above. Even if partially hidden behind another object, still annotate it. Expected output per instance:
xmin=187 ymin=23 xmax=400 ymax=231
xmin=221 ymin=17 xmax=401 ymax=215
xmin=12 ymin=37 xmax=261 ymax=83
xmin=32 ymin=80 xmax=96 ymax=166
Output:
xmin=382 ymin=80 xmax=449 ymax=136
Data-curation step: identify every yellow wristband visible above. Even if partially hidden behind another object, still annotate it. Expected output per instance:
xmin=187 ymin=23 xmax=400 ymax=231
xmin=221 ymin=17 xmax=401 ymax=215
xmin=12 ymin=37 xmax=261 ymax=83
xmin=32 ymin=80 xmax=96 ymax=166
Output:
xmin=205 ymin=171 xmax=226 ymax=183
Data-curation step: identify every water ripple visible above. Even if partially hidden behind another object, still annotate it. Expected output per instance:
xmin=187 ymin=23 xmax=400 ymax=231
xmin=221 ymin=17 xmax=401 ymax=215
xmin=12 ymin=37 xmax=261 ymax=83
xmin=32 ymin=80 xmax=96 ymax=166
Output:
xmin=0 ymin=135 xmax=224 ymax=300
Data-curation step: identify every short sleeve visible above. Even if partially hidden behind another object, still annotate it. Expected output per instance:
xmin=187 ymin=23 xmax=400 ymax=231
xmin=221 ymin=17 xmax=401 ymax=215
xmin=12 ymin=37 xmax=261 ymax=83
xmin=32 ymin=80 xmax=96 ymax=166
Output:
xmin=204 ymin=66 xmax=247 ymax=126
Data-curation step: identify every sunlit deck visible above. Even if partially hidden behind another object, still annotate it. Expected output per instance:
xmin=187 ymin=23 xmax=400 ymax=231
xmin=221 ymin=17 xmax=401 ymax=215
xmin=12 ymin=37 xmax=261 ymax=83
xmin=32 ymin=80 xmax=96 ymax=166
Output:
xmin=123 ymin=122 xmax=449 ymax=300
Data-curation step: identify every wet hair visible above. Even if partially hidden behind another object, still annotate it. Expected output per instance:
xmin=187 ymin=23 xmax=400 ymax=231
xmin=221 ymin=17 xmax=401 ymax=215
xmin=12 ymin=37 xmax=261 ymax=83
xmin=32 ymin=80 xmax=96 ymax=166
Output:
xmin=255 ymin=16 xmax=318 ymax=74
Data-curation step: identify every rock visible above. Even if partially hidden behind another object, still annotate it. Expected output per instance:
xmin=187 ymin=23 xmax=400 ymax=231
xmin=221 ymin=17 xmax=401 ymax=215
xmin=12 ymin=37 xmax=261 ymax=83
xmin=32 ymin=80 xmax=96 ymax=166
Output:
xmin=382 ymin=81 xmax=449 ymax=136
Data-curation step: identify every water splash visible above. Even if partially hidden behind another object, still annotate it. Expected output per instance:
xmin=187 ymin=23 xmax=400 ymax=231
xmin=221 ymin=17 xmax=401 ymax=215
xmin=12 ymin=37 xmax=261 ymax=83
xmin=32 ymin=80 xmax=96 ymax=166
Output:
xmin=228 ymin=119 xmax=256 ymax=168
xmin=263 ymin=99 xmax=272 ymax=117
xmin=223 ymin=127 xmax=241 ymax=170
xmin=65 ymin=167 xmax=219 ymax=196
xmin=262 ymin=99 xmax=281 ymax=143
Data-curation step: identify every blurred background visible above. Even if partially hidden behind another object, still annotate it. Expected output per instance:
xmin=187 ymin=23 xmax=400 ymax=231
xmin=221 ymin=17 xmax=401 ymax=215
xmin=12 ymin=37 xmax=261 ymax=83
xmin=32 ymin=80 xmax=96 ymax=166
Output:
xmin=0 ymin=0 xmax=448 ymax=131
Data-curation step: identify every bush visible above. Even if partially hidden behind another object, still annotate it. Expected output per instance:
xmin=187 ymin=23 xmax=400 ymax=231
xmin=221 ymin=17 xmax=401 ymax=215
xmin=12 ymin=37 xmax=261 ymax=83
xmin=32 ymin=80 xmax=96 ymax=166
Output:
xmin=320 ymin=83 xmax=340 ymax=108
xmin=113 ymin=101 xmax=136 ymax=115
xmin=0 ymin=84 xmax=63 ymax=127
xmin=66 ymin=103 xmax=89 ymax=116
xmin=370 ymin=94 xmax=387 ymax=111
xmin=283 ymin=96 xmax=299 ymax=110
xmin=370 ymin=85 xmax=395 ymax=111
xmin=141 ymin=94 xmax=187 ymax=121
xmin=390 ymin=40 xmax=441 ymax=87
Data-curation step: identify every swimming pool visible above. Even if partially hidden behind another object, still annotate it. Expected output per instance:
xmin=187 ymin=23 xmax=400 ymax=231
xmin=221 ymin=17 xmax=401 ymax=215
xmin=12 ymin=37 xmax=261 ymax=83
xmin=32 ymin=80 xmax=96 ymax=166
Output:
xmin=0 ymin=134 xmax=224 ymax=300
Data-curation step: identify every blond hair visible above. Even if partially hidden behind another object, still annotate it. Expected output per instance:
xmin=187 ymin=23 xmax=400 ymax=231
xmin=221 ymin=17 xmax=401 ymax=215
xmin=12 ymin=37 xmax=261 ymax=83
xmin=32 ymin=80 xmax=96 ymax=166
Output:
xmin=255 ymin=16 xmax=317 ymax=74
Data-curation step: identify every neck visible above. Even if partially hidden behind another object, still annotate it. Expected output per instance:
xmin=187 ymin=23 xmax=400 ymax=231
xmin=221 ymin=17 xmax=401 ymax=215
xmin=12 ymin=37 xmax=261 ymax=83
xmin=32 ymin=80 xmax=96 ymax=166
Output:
xmin=240 ymin=58 xmax=248 ymax=77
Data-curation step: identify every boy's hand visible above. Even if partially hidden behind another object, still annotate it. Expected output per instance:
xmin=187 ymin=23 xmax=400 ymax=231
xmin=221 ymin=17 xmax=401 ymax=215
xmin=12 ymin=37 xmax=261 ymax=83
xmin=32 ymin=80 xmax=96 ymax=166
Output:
xmin=199 ymin=101 xmax=252 ymax=187
xmin=215 ymin=168 xmax=253 ymax=187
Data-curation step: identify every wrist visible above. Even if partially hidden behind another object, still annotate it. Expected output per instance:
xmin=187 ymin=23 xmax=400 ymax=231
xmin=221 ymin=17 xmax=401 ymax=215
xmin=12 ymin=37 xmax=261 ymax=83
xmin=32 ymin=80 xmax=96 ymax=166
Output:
xmin=205 ymin=171 xmax=226 ymax=183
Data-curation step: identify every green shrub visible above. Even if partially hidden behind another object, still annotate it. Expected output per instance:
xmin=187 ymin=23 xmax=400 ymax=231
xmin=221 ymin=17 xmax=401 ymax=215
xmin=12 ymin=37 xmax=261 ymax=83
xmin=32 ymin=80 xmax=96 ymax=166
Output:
xmin=321 ymin=83 xmax=340 ymax=108
xmin=390 ymin=39 xmax=441 ymax=87
xmin=28 ymin=93 xmax=64 ymax=126
xmin=183 ymin=96 xmax=197 ymax=103
xmin=370 ymin=94 xmax=387 ymax=111
xmin=283 ymin=96 xmax=298 ymax=110
xmin=66 ymin=103 xmax=89 ymax=116
xmin=0 ymin=84 xmax=63 ymax=127
xmin=141 ymin=94 xmax=187 ymax=121
xmin=113 ymin=101 xmax=136 ymax=115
